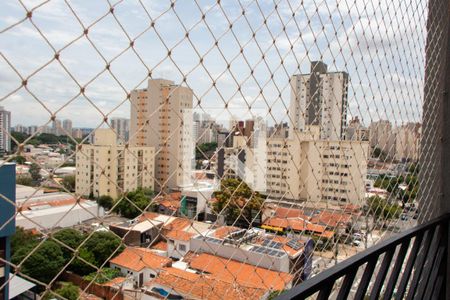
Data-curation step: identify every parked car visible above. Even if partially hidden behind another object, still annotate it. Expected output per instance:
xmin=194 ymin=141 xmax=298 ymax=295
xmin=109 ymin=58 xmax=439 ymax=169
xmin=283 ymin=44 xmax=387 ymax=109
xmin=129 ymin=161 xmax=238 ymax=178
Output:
xmin=352 ymin=233 xmax=363 ymax=241
xmin=352 ymin=240 xmax=362 ymax=247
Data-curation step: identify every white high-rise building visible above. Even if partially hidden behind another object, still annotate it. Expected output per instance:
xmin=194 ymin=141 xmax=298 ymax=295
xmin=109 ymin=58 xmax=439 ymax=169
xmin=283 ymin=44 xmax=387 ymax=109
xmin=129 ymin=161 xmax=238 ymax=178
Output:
xmin=0 ymin=106 xmax=11 ymax=153
xmin=289 ymin=61 xmax=348 ymax=140
xmin=130 ymin=79 xmax=194 ymax=191
xmin=52 ymin=119 xmax=63 ymax=136
xmin=76 ymin=129 xmax=155 ymax=198
xmin=110 ymin=117 xmax=130 ymax=143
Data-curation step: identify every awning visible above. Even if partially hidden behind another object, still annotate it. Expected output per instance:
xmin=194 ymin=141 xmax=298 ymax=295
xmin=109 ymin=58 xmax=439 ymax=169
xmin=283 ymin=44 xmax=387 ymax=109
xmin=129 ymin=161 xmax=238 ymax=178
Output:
xmin=8 ymin=274 xmax=36 ymax=299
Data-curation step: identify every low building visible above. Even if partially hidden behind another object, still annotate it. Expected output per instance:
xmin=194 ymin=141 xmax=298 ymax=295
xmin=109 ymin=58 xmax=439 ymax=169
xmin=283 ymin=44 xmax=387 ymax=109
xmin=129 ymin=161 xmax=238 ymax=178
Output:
xmin=187 ymin=252 xmax=293 ymax=291
xmin=109 ymin=247 xmax=172 ymax=288
xmin=109 ymin=213 xmax=165 ymax=247
xmin=190 ymin=226 xmax=314 ymax=280
xmin=109 ymin=213 xmax=211 ymax=254
xmin=16 ymin=198 xmax=103 ymax=230
xmin=143 ymin=267 xmax=268 ymax=300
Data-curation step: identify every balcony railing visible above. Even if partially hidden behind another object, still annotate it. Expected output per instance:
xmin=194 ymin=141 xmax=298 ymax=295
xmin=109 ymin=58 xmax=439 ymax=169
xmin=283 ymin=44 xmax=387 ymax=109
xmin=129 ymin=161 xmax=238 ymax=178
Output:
xmin=277 ymin=213 xmax=449 ymax=300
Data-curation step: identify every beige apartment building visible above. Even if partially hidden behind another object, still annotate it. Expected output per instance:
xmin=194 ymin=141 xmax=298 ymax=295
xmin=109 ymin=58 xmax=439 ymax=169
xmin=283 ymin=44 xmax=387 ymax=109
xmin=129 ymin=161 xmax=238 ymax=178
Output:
xmin=76 ymin=129 xmax=155 ymax=199
xmin=395 ymin=123 xmax=421 ymax=162
xmin=266 ymin=126 xmax=369 ymax=204
xmin=130 ymin=79 xmax=194 ymax=191
xmin=368 ymin=120 xmax=396 ymax=158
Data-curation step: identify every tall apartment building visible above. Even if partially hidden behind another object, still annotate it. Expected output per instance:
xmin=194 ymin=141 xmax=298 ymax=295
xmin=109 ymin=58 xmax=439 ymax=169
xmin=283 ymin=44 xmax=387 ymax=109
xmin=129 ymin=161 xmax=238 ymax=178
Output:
xmin=52 ymin=119 xmax=62 ymax=136
xmin=215 ymin=135 xmax=267 ymax=193
xmin=266 ymin=126 xmax=368 ymax=204
xmin=110 ymin=117 xmax=130 ymax=142
xmin=368 ymin=120 xmax=396 ymax=158
xmin=269 ymin=122 xmax=289 ymax=139
xmin=27 ymin=125 xmax=38 ymax=135
xmin=12 ymin=124 xmax=27 ymax=134
xmin=0 ymin=163 xmax=15 ymax=300
xmin=72 ymin=128 xmax=83 ymax=139
xmin=130 ymin=79 xmax=194 ymax=191
xmin=346 ymin=116 xmax=369 ymax=141
xmin=62 ymin=119 xmax=73 ymax=136
xmin=395 ymin=123 xmax=421 ymax=162
xmin=76 ymin=129 xmax=155 ymax=199
xmin=0 ymin=106 xmax=11 ymax=153
xmin=289 ymin=61 xmax=349 ymax=140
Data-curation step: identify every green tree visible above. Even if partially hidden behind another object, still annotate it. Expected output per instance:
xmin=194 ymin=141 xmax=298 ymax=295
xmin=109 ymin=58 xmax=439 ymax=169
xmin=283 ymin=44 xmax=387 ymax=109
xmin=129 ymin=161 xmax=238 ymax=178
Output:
xmin=11 ymin=155 xmax=26 ymax=164
xmin=408 ymin=163 xmax=419 ymax=175
xmin=62 ymin=175 xmax=76 ymax=192
xmin=83 ymin=232 xmax=124 ymax=268
xmin=212 ymin=178 xmax=263 ymax=226
xmin=11 ymin=241 xmax=66 ymax=284
xmin=11 ymin=227 xmax=40 ymax=256
xmin=53 ymin=229 xmax=85 ymax=259
xmin=36 ymin=133 xmax=59 ymax=144
xmin=83 ymin=267 xmax=122 ymax=284
xmin=29 ymin=163 xmax=42 ymax=182
xmin=68 ymin=247 xmax=96 ymax=276
xmin=16 ymin=176 xmax=33 ymax=186
xmin=372 ymin=147 xmax=387 ymax=160
xmin=97 ymin=195 xmax=114 ymax=210
xmin=10 ymin=131 xmax=30 ymax=144
xmin=113 ymin=188 xmax=155 ymax=218
xmin=43 ymin=282 xmax=79 ymax=300
xmin=52 ymin=228 xmax=97 ymax=276
xmin=195 ymin=142 xmax=218 ymax=160
xmin=367 ymin=196 xmax=402 ymax=228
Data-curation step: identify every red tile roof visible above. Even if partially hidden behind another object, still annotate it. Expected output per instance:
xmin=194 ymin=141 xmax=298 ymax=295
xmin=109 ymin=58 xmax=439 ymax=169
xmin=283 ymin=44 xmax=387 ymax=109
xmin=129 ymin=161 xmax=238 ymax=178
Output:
xmin=162 ymin=217 xmax=191 ymax=231
xmin=165 ymin=230 xmax=194 ymax=242
xmin=102 ymin=277 xmax=127 ymax=287
xmin=137 ymin=212 xmax=159 ymax=222
xmin=146 ymin=267 xmax=267 ymax=300
xmin=151 ymin=241 xmax=168 ymax=251
xmin=274 ymin=207 xmax=305 ymax=218
xmin=263 ymin=217 xmax=324 ymax=233
xmin=188 ymin=253 xmax=293 ymax=291
xmin=309 ymin=211 xmax=352 ymax=228
xmin=213 ymin=226 xmax=241 ymax=239
xmin=152 ymin=192 xmax=182 ymax=210
xmin=109 ymin=247 xmax=171 ymax=272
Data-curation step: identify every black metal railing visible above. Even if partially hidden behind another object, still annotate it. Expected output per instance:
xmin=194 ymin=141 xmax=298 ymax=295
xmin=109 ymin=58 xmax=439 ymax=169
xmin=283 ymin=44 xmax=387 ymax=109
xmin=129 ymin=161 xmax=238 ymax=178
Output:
xmin=278 ymin=213 xmax=449 ymax=300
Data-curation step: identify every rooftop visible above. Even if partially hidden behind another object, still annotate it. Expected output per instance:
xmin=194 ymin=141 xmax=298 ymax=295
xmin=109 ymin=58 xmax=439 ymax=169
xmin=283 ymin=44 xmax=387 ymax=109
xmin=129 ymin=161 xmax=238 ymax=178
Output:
xmin=188 ymin=252 xmax=293 ymax=291
xmin=109 ymin=247 xmax=172 ymax=272
xmin=145 ymin=267 xmax=267 ymax=300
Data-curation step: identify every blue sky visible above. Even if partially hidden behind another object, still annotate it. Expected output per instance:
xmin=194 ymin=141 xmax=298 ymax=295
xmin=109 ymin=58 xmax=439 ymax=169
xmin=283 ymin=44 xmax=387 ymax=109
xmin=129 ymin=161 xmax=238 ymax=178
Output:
xmin=0 ymin=0 xmax=427 ymax=129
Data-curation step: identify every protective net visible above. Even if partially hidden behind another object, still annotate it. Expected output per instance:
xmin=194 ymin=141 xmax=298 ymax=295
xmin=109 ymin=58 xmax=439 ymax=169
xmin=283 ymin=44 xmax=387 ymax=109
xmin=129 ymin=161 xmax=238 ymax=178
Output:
xmin=0 ymin=0 xmax=446 ymax=299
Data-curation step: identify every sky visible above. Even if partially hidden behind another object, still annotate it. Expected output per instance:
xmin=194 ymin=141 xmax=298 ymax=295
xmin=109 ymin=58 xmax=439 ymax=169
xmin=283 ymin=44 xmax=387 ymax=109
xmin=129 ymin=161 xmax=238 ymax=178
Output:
xmin=0 ymin=0 xmax=427 ymax=129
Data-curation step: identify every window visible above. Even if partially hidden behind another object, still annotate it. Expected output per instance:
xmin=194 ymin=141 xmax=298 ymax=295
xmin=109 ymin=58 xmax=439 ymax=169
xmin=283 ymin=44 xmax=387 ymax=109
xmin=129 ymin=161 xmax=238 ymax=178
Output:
xmin=178 ymin=244 xmax=186 ymax=251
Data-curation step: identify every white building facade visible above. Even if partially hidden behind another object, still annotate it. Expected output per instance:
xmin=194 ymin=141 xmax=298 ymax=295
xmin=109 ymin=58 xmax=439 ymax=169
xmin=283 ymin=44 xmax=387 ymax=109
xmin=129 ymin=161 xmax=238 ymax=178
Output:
xmin=0 ymin=106 xmax=11 ymax=153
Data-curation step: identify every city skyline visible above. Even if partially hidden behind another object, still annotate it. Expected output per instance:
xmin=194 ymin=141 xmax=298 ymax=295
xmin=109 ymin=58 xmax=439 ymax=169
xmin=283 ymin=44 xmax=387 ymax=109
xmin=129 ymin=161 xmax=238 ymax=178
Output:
xmin=1 ymin=1 xmax=424 ymax=129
